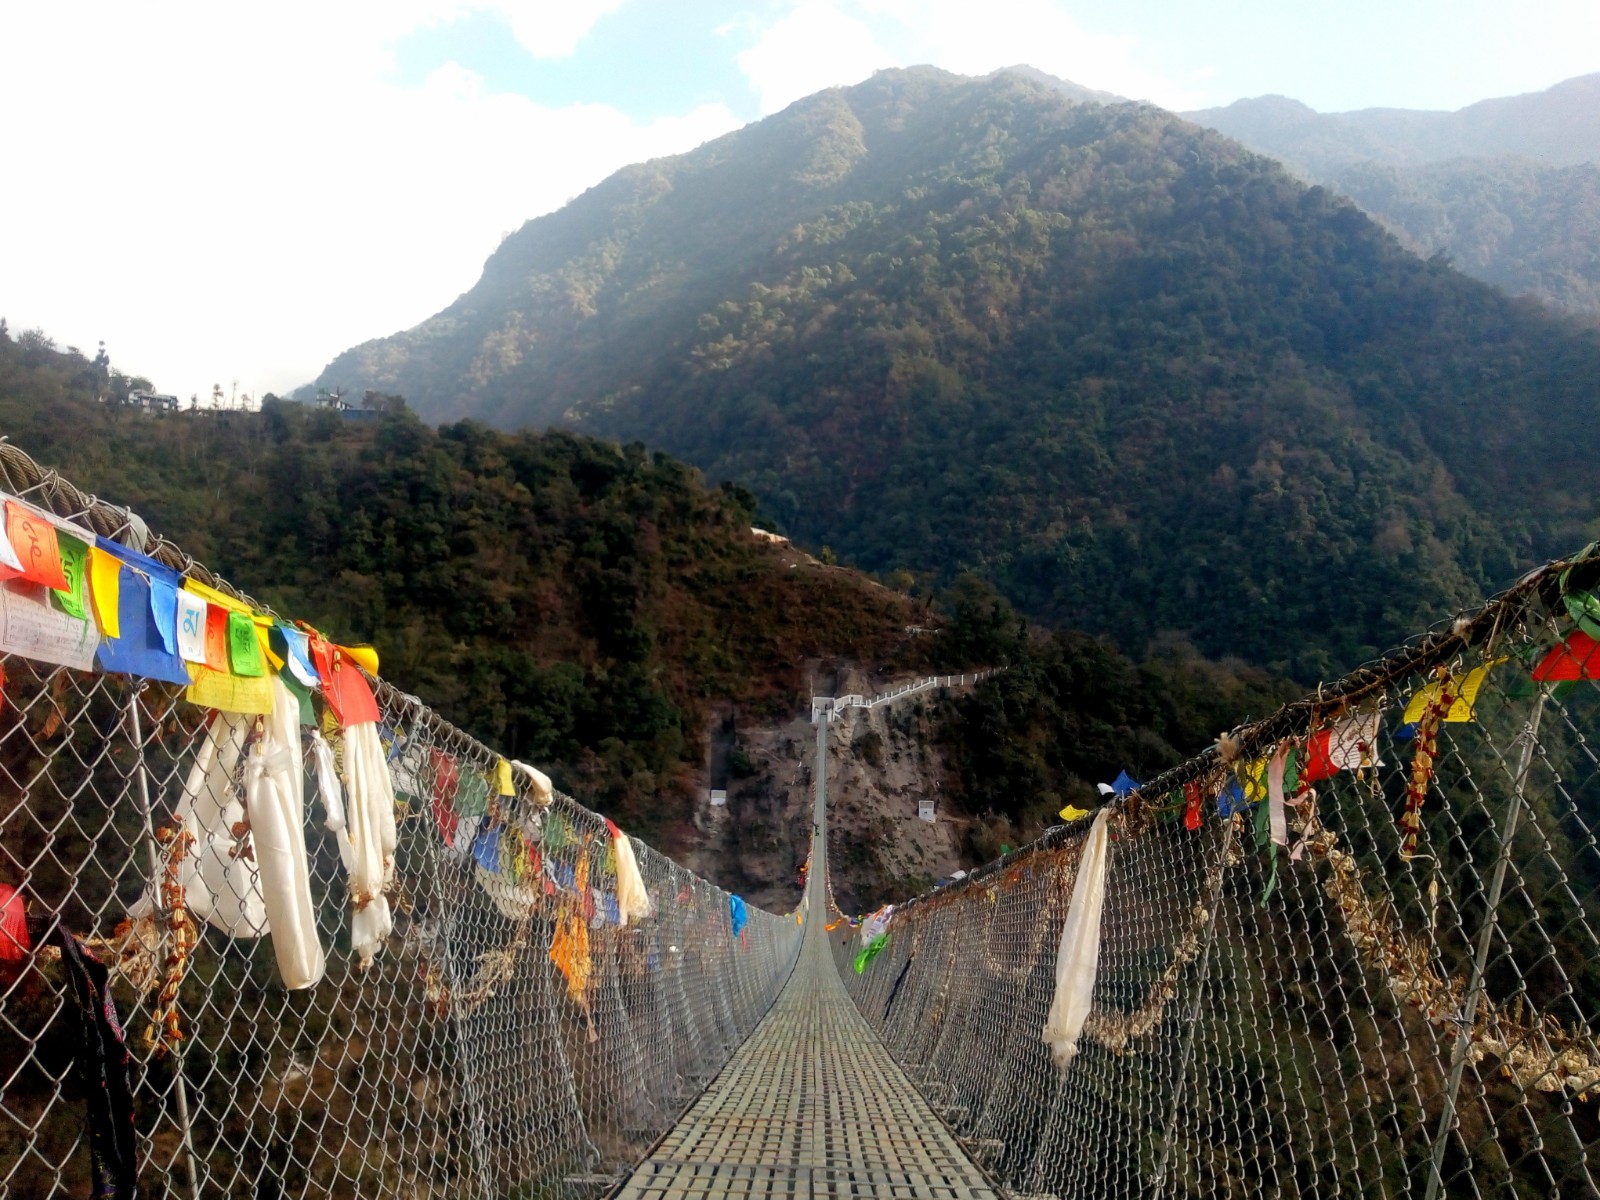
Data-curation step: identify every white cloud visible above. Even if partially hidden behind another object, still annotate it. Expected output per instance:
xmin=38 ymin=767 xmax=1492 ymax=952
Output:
xmin=0 ymin=1 xmax=736 ymax=402
xmin=488 ymin=0 xmax=628 ymax=58
xmin=736 ymin=2 xmax=895 ymax=115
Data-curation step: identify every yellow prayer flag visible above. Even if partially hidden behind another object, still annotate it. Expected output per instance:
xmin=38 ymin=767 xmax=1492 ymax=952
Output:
xmin=549 ymin=912 xmax=591 ymax=1003
xmin=256 ymin=624 xmax=284 ymax=672
xmin=340 ymin=643 xmax=380 ymax=675
xmin=88 ymin=547 xmax=122 ymax=639
xmin=1059 ymin=804 xmax=1091 ymax=822
xmin=1240 ymin=757 xmax=1270 ymax=805
xmin=1401 ymin=659 xmax=1504 ymax=724
xmin=495 ymin=757 xmax=515 ymax=796
xmin=183 ymin=577 xmax=253 ymax=614
xmin=185 ymin=662 xmax=274 ymax=715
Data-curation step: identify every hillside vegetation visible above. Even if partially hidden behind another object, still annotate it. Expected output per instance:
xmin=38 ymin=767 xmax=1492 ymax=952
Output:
xmin=1188 ymin=74 xmax=1600 ymax=318
xmin=0 ymin=327 xmax=937 ymax=847
xmin=315 ymin=67 xmax=1600 ymax=681
xmin=4 ymin=326 xmax=1309 ymax=883
xmin=932 ymin=582 xmax=1298 ymax=846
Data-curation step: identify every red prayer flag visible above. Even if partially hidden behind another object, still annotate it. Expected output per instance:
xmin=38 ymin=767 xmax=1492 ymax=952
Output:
xmin=203 ymin=603 xmax=230 ymax=671
xmin=311 ymin=635 xmax=380 ymax=726
xmin=430 ymin=748 xmax=461 ymax=846
xmin=1533 ymin=631 xmax=1600 ymax=681
xmin=1300 ymin=711 xmax=1381 ymax=782
xmin=3 ymin=502 xmax=67 ymax=590
xmin=1182 ymin=781 xmax=1203 ymax=831
xmin=1301 ymin=729 xmax=1337 ymax=782
xmin=0 ymin=882 xmax=27 ymax=965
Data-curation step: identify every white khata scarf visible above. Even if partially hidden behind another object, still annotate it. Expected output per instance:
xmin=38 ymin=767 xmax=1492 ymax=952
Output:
xmin=1042 ymin=805 xmax=1113 ymax=1070
xmin=244 ymin=676 xmax=326 ymax=989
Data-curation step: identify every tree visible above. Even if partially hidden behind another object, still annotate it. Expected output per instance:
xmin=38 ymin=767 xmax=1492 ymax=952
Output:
xmin=363 ymin=390 xmax=408 ymax=415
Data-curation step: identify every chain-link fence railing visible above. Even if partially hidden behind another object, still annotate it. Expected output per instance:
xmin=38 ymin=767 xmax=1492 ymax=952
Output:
xmin=833 ymin=549 xmax=1600 ymax=1199
xmin=0 ymin=443 xmax=802 ymax=1199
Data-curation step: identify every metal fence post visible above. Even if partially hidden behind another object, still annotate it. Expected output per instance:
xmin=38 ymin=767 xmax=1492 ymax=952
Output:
xmin=1423 ymin=691 xmax=1547 ymax=1200
xmin=126 ymin=685 xmax=202 ymax=1200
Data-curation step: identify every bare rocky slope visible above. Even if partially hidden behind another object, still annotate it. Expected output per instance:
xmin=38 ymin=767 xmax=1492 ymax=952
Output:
xmin=678 ymin=664 xmax=976 ymax=914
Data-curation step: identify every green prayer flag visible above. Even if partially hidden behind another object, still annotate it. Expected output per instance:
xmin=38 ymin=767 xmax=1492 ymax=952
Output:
xmin=1565 ymin=590 xmax=1600 ymax=642
xmin=279 ymin=668 xmax=316 ymax=726
xmin=853 ymin=933 xmax=889 ymax=974
xmin=543 ymin=810 xmax=569 ymax=851
xmin=53 ymin=534 xmax=89 ymax=620
xmin=1504 ymin=670 xmax=1539 ymax=700
xmin=226 ymin=611 xmax=265 ymax=677
xmin=1259 ymin=844 xmax=1279 ymax=908
xmin=456 ymin=769 xmax=490 ymax=819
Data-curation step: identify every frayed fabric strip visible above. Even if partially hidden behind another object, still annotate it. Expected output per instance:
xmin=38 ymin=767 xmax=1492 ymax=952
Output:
xmin=1043 ymin=806 xmax=1114 ymax=1070
xmin=342 ymin=720 xmax=398 ymax=967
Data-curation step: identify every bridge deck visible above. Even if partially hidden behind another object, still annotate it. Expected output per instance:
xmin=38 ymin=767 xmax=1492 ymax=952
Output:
xmin=614 ymin=927 xmax=998 ymax=1199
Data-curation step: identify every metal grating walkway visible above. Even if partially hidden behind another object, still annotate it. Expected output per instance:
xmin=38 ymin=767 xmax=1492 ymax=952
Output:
xmin=614 ymin=930 xmax=999 ymax=1199
xmin=614 ymin=714 xmax=999 ymax=1199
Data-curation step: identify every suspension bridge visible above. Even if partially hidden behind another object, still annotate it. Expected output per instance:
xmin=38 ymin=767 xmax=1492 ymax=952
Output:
xmin=615 ymin=699 xmax=999 ymax=1200
xmin=4 ymin=440 xmax=1600 ymax=1198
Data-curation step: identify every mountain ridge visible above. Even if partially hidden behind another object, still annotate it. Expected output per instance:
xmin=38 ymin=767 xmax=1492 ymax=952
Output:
xmin=1185 ymin=72 xmax=1600 ymax=172
xmin=1184 ymin=72 xmax=1600 ymax=317
xmin=311 ymin=67 xmax=1600 ymax=679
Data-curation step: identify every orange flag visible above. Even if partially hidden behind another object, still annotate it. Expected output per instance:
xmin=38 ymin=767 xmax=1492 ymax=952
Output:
xmin=3 ymin=501 xmax=67 ymax=591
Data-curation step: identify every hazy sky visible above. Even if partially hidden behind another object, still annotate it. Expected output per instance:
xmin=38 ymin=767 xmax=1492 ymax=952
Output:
xmin=3 ymin=0 xmax=1596 ymax=403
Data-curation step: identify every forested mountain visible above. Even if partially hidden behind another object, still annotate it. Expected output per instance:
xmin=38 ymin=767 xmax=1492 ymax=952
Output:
xmin=314 ymin=67 xmax=1600 ymax=681
xmin=0 ymin=327 xmax=943 ymax=848
xmin=3 ymin=326 xmax=1300 ymax=867
xmin=1187 ymin=74 xmax=1600 ymax=317
xmin=1324 ymin=157 xmax=1600 ymax=316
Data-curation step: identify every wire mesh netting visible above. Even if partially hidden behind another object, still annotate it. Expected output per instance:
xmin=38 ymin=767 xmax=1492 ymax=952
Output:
xmin=832 ymin=553 xmax=1600 ymax=1199
xmin=15 ymin=436 xmax=1600 ymax=1200
xmin=0 ymin=445 xmax=803 ymax=1199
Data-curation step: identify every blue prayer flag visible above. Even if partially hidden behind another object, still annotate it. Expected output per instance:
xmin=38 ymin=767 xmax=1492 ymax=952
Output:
xmin=93 ymin=541 xmax=189 ymax=686
xmin=471 ymin=819 xmax=501 ymax=873
xmin=1217 ymin=781 xmax=1248 ymax=817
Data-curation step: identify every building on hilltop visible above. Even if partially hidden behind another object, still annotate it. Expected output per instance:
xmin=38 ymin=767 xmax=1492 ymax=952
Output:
xmin=314 ymin=387 xmax=398 ymax=421
xmin=126 ymin=389 xmax=180 ymax=414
